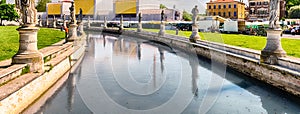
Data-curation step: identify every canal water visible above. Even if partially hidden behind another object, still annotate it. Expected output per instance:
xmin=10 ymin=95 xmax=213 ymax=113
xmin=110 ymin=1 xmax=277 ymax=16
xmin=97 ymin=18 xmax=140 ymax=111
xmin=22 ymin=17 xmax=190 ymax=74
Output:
xmin=25 ymin=33 xmax=300 ymax=114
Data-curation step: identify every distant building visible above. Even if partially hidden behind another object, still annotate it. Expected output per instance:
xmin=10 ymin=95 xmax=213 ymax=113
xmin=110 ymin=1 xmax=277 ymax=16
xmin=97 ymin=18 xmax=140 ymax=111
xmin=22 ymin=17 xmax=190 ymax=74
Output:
xmin=248 ymin=0 xmax=286 ymax=22
xmin=206 ymin=0 xmax=246 ymax=20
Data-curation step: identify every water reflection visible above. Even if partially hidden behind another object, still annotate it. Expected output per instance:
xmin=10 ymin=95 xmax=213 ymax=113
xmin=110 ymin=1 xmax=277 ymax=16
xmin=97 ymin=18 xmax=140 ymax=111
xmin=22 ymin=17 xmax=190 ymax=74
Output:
xmin=25 ymin=33 xmax=300 ymax=114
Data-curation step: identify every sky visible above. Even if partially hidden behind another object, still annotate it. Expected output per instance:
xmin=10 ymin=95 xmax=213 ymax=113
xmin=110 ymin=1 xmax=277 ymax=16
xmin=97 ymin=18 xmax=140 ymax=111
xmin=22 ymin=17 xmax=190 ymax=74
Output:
xmin=7 ymin=0 xmax=249 ymax=14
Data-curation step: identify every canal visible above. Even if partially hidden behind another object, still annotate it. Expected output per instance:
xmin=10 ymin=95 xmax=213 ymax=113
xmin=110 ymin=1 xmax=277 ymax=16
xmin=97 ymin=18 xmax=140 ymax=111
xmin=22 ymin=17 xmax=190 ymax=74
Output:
xmin=24 ymin=33 xmax=300 ymax=114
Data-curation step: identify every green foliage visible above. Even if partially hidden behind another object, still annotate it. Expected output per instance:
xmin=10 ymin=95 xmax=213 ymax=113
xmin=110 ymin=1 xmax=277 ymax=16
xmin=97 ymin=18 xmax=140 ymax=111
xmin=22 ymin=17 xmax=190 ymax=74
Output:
xmin=286 ymin=0 xmax=300 ymax=10
xmin=0 ymin=4 xmax=19 ymax=25
xmin=160 ymin=4 xmax=167 ymax=9
xmin=21 ymin=65 xmax=30 ymax=75
xmin=182 ymin=10 xmax=192 ymax=21
xmin=36 ymin=0 xmax=51 ymax=12
xmin=1 ymin=0 xmax=6 ymax=4
xmin=288 ymin=5 xmax=300 ymax=18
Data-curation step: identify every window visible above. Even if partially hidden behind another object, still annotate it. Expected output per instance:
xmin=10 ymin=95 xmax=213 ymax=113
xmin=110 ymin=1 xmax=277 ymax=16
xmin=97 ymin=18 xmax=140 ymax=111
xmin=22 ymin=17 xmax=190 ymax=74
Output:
xmin=209 ymin=5 xmax=211 ymax=9
xmin=228 ymin=12 xmax=231 ymax=17
xmin=228 ymin=4 xmax=231 ymax=8
xmin=234 ymin=4 xmax=236 ymax=8
xmin=214 ymin=5 xmax=216 ymax=9
xmin=250 ymin=2 xmax=255 ymax=6
xmin=224 ymin=5 xmax=226 ymax=8
xmin=234 ymin=12 xmax=237 ymax=16
xmin=223 ymin=12 xmax=226 ymax=17
xmin=218 ymin=12 xmax=221 ymax=16
xmin=219 ymin=5 xmax=221 ymax=9
xmin=214 ymin=12 xmax=216 ymax=15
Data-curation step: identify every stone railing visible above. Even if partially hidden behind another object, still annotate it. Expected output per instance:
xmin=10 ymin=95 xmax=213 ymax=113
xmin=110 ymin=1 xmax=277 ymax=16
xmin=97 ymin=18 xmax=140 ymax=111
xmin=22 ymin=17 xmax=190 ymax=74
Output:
xmin=0 ymin=40 xmax=71 ymax=86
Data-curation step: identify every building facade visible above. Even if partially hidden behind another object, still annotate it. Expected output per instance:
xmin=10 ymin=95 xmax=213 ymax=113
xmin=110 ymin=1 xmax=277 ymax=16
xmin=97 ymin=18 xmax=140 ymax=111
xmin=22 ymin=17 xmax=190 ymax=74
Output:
xmin=206 ymin=0 xmax=245 ymax=20
xmin=248 ymin=0 xmax=285 ymax=22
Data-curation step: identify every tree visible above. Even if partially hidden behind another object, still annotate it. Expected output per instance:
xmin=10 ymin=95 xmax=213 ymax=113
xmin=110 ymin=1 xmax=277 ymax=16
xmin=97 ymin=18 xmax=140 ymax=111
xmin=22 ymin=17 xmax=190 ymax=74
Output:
xmin=1 ymin=0 xmax=6 ymax=4
xmin=0 ymin=4 xmax=19 ymax=25
xmin=288 ymin=5 xmax=300 ymax=18
xmin=182 ymin=10 xmax=192 ymax=21
xmin=36 ymin=0 xmax=51 ymax=12
xmin=286 ymin=0 xmax=300 ymax=10
xmin=160 ymin=4 xmax=167 ymax=9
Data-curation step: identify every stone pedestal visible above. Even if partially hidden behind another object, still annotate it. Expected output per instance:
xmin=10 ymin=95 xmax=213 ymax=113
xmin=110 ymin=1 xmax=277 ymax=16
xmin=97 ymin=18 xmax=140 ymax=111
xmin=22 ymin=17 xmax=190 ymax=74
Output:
xmin=87 ymin=17 xmax=91 ymax=28
xmin=12 ymin=27 xmax=44 ymax=72
xmin=68 ymin=24 xmax=78 ymax=42
xmin=119 ymin=16 xmax=123 ymax=30
xmin=158 ymin=22 xmax=165 ymax=36
xmin=260 ymin=29 xmax=286 ymax=64
xmin=137 ymin=23 xmax=142 ymax=32
xmin=104 ymin=17 xmax=107 ymax=29
xmin=53 ymin=20 xmax=57 ymax=28
xmin=78 ymin=22 xmax=84 ymax=34
xmin=38 ymin=20 xmax=42 ymax=27
xmin=189 ymin=24 xmax=200 ymax=43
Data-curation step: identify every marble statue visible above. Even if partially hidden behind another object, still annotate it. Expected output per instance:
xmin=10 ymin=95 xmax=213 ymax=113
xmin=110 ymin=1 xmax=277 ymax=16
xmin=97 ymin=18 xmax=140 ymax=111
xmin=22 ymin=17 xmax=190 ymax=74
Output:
xmin=191 ymin=5 xmax=199 ymax=25
xmin=69 ymin=2 xmax=75 ymax=24
xmin=15 ymin=0 xmax=37 ymax=26
xmin=161 ymin=10 xmax=164 ymax=22
xmin=269 ymin=0 xmax=280 ymax=29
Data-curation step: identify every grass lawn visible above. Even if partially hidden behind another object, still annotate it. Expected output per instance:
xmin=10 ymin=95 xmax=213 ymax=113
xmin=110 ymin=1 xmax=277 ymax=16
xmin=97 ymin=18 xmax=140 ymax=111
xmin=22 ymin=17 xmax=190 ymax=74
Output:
xmin=0 ymin=26 xmax=65 ymax=61
xmin=126 ymin=28 xmax=300 ymax=58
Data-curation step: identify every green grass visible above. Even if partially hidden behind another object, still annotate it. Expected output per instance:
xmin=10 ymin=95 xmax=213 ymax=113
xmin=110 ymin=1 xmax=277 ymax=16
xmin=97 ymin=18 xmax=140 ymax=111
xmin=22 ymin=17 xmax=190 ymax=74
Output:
xmin=0 ymin=26 xmax=65 ymax=61
xmin=126 ymin=28 xmax=300 ymax=58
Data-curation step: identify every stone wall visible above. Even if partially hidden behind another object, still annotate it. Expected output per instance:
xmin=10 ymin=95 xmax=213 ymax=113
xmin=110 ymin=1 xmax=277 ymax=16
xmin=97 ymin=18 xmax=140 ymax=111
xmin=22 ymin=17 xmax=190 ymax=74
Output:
xmin=122 ymin=30 xmax=300 ymax=96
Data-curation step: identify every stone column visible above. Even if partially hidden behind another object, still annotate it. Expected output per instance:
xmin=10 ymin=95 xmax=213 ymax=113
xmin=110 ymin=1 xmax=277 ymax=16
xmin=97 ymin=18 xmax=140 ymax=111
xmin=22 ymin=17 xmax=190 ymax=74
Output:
xmin=158 ymin=22 xmax=165 ymax=36
xmin=53 ymin=16 xmax=57 ymax=28
xmin=189 ymin=24 xmax=200 ymax=42
xmin=119 ymin=15 xmax=123 ymax=30
xmin=137 ymin=12 xmax=142 ymax=32
xmin=78 ymin=21 xmax=84 ymax=35
xmin=46 ymin=17 xmax=49 ymax=27
xmin=67 ymin=2 xmax=78 ymax=42
xmin=13 ymin=0 xmax=44 ymax=72
xmin=260 ymin=0 xmax=286 ymax=64
xmin=38 ymin=19 xmax=42 ymax=27
xmin=104 ymin=16 xmax=107 ymax=29
xmin=87 ymin=16 xmax=91 ymax=28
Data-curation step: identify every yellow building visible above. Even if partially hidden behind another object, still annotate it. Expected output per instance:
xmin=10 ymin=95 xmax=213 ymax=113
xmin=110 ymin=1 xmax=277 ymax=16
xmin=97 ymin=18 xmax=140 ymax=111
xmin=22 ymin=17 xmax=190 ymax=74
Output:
xmin=206 ymin=0 xmax=245 ymax=20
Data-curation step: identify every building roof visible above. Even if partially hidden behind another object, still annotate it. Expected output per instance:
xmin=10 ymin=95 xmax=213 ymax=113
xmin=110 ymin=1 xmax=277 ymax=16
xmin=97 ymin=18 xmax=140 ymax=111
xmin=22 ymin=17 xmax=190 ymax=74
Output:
xmin=207 ymin=0 xmax=245 ymax=4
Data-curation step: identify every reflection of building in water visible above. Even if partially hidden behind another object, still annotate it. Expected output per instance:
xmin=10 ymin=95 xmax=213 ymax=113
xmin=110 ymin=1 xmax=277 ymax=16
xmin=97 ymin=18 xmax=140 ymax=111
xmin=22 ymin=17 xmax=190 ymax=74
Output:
xmin=113 ymin=38 xmax=137 ymax=58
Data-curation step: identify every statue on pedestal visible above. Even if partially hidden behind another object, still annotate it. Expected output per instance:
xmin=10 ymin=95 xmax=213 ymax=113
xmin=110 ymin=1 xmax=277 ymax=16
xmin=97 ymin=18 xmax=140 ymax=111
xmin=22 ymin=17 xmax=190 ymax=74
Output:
xmin=191 ymin=5 xmax=199 ymax=25
xmin=16 ymin=0 xmax=37 ymax=26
